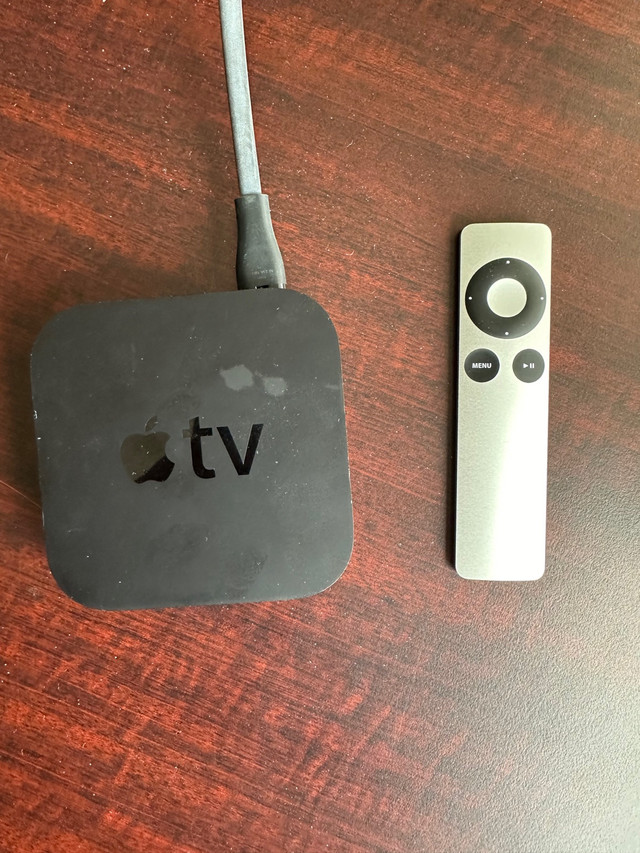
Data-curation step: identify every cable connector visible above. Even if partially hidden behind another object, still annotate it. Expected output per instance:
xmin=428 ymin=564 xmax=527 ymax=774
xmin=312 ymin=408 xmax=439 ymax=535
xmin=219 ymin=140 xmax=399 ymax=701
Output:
xmin=234 ymin=193 xmax=286 ymax=289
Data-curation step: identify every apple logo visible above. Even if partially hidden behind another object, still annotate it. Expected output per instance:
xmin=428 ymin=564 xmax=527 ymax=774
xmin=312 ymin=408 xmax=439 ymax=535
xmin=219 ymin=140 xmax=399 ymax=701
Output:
xmin=120 ymin=416 xmax=175 ymax=484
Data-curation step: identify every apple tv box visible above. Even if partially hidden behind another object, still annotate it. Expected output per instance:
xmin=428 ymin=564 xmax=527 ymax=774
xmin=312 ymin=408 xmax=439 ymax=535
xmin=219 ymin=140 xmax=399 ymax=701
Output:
xmin=31 ymin=288 xmax=353 ymax=609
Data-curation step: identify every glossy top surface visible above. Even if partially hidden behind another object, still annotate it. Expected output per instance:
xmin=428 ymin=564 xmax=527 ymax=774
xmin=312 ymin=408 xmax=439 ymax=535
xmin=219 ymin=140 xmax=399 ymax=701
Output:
xmin=31 ymin=289 xmax=353 ymax=608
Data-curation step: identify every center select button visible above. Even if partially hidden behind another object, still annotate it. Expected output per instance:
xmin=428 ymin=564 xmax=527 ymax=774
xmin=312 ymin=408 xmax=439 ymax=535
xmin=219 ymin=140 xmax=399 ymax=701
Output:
xmin=464 ymin=348 xmax=499 ymax=382
xmin=487 ymin=277 xmax=528 ymax=317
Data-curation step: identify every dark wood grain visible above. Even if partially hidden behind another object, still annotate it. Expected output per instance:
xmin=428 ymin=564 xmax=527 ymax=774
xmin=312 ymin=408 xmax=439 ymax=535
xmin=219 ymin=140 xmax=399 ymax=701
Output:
xmin=1 ymin=1 xmax=639 ymax=851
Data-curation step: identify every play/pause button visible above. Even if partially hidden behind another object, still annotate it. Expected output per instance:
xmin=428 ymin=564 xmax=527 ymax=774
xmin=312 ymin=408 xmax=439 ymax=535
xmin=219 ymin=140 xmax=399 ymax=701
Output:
xmin=513 ymin=349 xmax=545 ymax=382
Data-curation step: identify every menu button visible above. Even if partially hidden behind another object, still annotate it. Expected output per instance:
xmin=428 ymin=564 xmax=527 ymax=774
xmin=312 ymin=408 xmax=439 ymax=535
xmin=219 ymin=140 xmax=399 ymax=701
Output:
xmin=464 ymin=349 xmax=499 ymax=382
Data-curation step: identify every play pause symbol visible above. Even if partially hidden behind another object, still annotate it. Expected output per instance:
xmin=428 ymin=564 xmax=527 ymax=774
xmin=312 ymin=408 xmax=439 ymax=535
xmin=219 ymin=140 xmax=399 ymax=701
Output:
xmin=514 ymin=350 xmax=545 ymax=383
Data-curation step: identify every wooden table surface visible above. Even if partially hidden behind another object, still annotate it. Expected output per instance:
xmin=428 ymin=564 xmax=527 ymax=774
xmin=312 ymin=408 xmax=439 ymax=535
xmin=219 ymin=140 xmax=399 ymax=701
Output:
xmin=1 ymin=1 xmax=639 ymax=851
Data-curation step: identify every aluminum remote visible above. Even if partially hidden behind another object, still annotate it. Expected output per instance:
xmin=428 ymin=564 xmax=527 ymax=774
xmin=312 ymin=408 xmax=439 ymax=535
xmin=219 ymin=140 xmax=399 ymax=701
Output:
xmin=455 ymin=223 xmax=551 ymax=580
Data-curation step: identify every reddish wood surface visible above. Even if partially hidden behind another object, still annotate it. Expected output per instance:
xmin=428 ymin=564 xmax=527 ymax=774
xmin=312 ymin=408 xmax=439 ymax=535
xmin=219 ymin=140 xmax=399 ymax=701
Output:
xmin=1 ymin=1 xmax=639 ymax=851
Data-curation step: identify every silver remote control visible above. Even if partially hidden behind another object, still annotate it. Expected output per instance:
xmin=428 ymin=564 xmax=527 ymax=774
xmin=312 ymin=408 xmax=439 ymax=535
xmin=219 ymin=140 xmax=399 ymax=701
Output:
xmin=455 ymin=223 xmax=551 ymax=581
